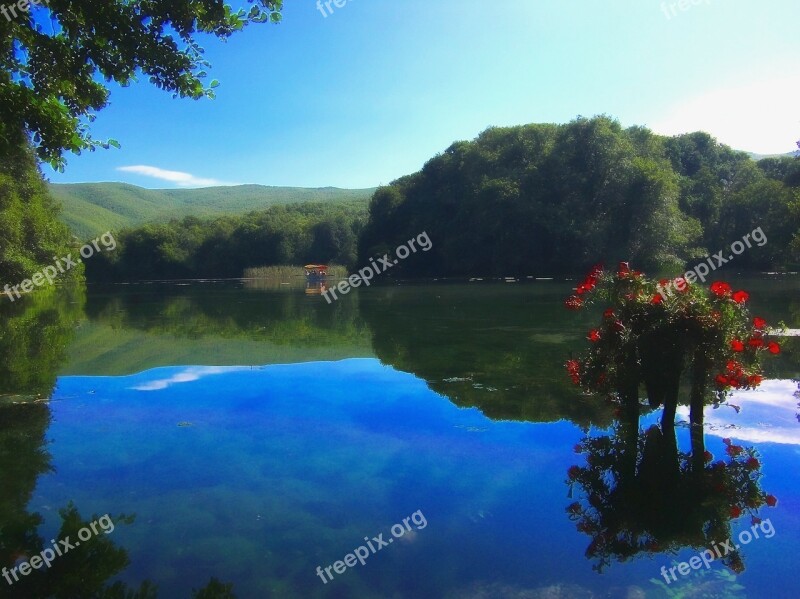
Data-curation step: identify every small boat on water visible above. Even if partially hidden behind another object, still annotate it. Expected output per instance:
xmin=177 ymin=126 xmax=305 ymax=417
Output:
xmin=304 ymin=264 xmax=329 ymax=280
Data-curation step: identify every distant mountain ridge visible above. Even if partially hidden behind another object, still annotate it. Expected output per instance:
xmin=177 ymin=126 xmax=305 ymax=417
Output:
xmin=49 ymin=182 xmax=376 ymax=238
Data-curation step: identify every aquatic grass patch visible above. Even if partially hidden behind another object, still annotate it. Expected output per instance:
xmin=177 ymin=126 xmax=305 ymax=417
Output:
xmin=243 ymin=264 xmax=348 ymax=280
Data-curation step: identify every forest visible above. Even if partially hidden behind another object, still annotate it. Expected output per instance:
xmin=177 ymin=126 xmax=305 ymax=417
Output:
xmin=85 ymin=201 xmax=366 ymax=281
xmin=359 ymin=116 xmax=800 ymax=277
xmin=2 ymin=117 xmax=799 ymax=286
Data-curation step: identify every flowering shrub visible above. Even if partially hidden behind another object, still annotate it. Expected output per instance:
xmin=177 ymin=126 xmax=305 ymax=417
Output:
xmin=564 ymin=263 xmax=780 ymax=417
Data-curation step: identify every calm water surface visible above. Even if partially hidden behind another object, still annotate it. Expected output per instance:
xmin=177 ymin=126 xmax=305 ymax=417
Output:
xmin=1 ymin=279 xmax=798 ymax=598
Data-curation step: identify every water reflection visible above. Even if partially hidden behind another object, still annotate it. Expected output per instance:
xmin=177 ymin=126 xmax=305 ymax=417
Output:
xmin=0 ymin=400 xmax=240 ymax=597
xmin=0 ymin=279 xmax=797 ymax=597
xmin=2 ymin=280 xmax=797 ymax=421
xmin=0 ymin=286 xmax=84 ymax=400
xmin=566 ymin=407 xmax=777 ymax=577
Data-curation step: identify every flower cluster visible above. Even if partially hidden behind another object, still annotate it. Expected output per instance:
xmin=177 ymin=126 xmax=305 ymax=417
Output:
xmin=564 ymin=263 xmax=780 ymax=402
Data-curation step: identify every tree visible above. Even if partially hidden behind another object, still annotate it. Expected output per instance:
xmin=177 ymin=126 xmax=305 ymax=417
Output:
xmin=0 ymin=141 xmax=79 ymax=284
xmin=0 ymin=0 xmax=283 ymax=168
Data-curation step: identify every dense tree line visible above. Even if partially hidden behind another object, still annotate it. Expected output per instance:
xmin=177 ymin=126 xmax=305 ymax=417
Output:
xmin=86 ymin=203 xmax=366 ymax=281
xmin=0 ymin=143 xmax=80 ymax=287
xmin=359 ymin=117 xmax=800 ymax=277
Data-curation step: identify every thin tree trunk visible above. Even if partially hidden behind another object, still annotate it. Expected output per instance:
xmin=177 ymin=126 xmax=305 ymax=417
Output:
xmin=690 ymin=349 xmax=708 ymax=472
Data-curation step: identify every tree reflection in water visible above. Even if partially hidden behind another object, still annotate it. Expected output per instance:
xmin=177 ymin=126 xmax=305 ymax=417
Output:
xmin=565 ymin=408 xmax=778 ymax=576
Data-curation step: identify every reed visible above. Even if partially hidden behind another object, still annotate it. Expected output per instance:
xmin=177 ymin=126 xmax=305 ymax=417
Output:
xmin=243 ymin=264 xmax=349 ymax=280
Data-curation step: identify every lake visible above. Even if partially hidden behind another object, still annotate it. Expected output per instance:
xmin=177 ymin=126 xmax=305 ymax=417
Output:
xmin=1 ymin=278 xmax=798 ymax=598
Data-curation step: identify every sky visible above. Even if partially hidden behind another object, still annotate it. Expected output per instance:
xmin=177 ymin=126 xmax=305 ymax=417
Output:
xmin=46 ymin=0 xmax=800 ymax=189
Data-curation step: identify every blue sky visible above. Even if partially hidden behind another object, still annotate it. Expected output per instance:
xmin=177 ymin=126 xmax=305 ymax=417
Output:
xmin=47 ymin=0 xmax=800 ymax=189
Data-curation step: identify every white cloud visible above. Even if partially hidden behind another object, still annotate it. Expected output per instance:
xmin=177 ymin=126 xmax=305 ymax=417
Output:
xmin=117 ymin=165 xmax=231 ymax=188
xmin=649 ymin=73 xmax=800 ymax=155
xmin=130 ymin=366 xmax=250 ymax=391
xmin=676 ymin=380 xmax=800 ymax=446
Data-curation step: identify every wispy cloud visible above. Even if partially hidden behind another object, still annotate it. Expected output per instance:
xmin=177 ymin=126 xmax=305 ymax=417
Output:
xmin=117 ymin=165 xmax=232 ymax=188
xmin=130 ymin=366 xmax=251 ymax=391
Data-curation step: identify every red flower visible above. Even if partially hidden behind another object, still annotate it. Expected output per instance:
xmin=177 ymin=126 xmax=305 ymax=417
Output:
xmin=730 ymin=339 xmax=745 ymax=352
xmin=745 ymin=457 xmax=760 ymax=470
xmin=566 ymin=360 xmax=581 ymax=385
xmin=730 ymin=506 xmax=742 ymax=518
xmin=650 ymin=294 xmax=663 ymax=305
xmin=732 ymin=290 xmax=749 ymax=304
xmin=710 ymin=281 xmax=732 ymax=297
xmin=674 ymin=277 xmax=689 ymax=292
xmin=726 ymin=361 xmax=743 ymax=375
xmin=565 ymin=296 xmax=583 ymax=310
xmin=617 ymin=262 xmax=630 ymax=277
xmin=765 ymin=494 xmax=778 ymax=507
xmin=658 ymin=278 xmax=670 ymax=287
xmin=587 ymin=329 xmax=601 ymax=342
xmin=587 ymin=263 xmax=604 ymax=278
xmin=753 ymin=317 xmax=767 ymax=329
xmin=726 ymin=445 xmax=743 ymax=457
xmin=748 ymin=337 xmax=764 ymax=348
xmin=603 ymin=308 xmax=614 ymax=319
xmin=722 ymin=438 xmax=732 ymax=446
xmin=751 ymin=516 xmax=762 ymax=526
xmin=768 ymin=342 xmax=781 ymax=355
xmin=567 ymin=466 xmax=581 ymax=480
xmin=747 ymin=374 xmax=764 ymax=387
xmin=703 ymin=451 xmax=713 ymax=463
xmin=566 ymin=359 xmax=580 ymax=372
xmin=715 ymin=374 xmax=729 ymax=388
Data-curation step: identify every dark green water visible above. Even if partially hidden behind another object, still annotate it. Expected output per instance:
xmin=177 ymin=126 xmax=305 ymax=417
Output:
xmin=1 ymin=278 xmax=798 ymax=598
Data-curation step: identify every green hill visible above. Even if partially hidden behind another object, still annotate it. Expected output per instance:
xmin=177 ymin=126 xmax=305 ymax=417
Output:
xmin=49 ymin=182 xmax=376 ymax=238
